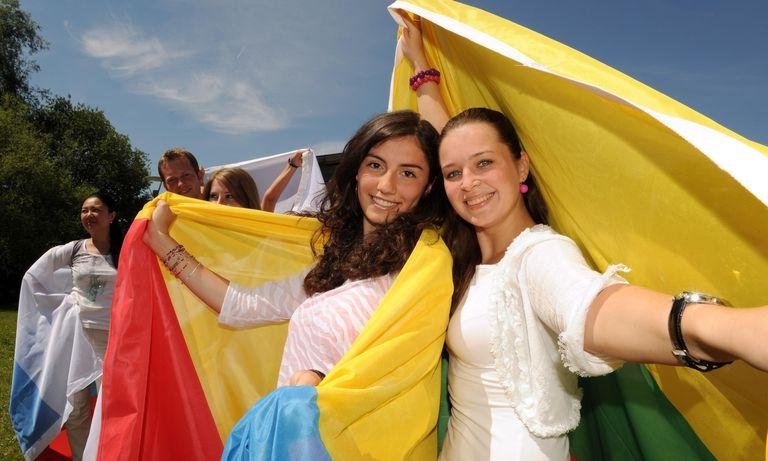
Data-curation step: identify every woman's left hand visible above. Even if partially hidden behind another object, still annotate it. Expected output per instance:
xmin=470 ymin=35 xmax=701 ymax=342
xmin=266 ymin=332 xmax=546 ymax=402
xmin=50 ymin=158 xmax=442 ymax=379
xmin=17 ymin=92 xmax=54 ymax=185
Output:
xmin=289 ymin=149 xmax=306 ymax=169
xmin=287 ymin=370 xmax=323 ymax=386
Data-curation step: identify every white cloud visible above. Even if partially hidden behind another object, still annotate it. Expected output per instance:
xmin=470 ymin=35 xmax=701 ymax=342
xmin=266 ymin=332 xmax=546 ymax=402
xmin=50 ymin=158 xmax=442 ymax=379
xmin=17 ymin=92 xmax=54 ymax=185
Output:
xmin=80 ymin=19 xmax=288 ymax=134
xmin=136 ymin=74 xmax=285 ymax=134
xmin=197 ymin=81 xmax=285 ymax=134
xmin=136 ymin=73 xmax=222 ymax=105
xmin=77 ymin=2 xmax=388 ymax=137
xmin=81 ymin=21 xmax=188 ymax=74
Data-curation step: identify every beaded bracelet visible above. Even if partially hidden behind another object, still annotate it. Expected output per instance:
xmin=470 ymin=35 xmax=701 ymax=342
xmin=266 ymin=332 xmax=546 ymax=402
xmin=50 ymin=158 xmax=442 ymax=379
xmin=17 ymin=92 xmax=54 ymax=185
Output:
xmin=171 ymin=258 xmax=191 ymax=277
xmin=411 ymin=75 xmax=440 ymax=91
xmin=163 ymin=245 xmax=186 ymax=265
xmin=409 ymin=68 xmax=440 ymax=86
xmin=410 ymin=72 xmax=441 ymax=91
xmin=160 ymin=243 xmax=203 ymax=283
xmin=410 ymin=68 xmax=441 ymax=91
xmin=165 ymin=251 xmax=187 ymax=273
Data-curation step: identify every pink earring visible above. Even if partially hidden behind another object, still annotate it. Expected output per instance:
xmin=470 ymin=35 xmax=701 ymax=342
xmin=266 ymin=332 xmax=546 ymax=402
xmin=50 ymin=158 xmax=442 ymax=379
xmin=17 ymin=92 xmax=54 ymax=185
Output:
xmin=519 ymin=183 xmax=529 ymax=194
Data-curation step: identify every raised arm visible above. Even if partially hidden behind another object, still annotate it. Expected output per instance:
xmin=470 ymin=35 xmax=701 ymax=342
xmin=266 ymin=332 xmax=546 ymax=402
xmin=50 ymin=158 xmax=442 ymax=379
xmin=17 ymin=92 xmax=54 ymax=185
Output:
xmin=261 ymin=149 xmax=306 ymax=212
xmin=395 ymin=10 xmax=450 ymax=132
xmin=142 ymin=200 xmax=230 ymax=312
xmin=585 ymin=284 xmax=768 ymax=372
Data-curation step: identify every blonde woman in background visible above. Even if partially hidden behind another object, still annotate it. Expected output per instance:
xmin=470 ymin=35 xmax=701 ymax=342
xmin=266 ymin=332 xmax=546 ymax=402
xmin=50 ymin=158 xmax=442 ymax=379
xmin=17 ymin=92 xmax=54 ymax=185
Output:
xmin=203 ymin=167 xmax=261 ymax=210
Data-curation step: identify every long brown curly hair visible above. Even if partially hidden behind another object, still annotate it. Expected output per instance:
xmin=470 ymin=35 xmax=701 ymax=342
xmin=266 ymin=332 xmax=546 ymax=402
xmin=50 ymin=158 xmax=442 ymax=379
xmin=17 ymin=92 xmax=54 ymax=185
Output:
xmin=303 ymin=110 xmax=447 ymax=295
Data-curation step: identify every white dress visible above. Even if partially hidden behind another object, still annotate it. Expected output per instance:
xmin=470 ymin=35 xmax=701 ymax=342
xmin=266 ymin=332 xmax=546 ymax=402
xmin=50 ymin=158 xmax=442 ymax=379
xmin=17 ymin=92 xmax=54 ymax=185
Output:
xmin=440 ymin=226 xmax=626 ymax=460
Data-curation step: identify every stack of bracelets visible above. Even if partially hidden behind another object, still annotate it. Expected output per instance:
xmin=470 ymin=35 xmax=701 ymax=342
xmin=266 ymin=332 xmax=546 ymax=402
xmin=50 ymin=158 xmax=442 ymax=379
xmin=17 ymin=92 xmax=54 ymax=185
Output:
xmin=162 ymin=244 xmax=201 ymax=282
xmin=410 ymin=68 xmax=440 ymax=91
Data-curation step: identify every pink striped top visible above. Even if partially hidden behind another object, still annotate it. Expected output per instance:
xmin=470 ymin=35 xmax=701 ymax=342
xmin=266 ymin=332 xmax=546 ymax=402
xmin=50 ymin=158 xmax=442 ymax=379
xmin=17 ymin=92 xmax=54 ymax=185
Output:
xmin=219 ymin=269 xmax=395 ymax=386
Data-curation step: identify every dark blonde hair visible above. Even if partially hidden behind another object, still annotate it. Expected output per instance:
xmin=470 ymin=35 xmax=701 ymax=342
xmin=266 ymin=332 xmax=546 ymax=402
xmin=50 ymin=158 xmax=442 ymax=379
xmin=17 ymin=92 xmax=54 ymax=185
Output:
xmin=203 ymin=167 xmax=261 ymax=210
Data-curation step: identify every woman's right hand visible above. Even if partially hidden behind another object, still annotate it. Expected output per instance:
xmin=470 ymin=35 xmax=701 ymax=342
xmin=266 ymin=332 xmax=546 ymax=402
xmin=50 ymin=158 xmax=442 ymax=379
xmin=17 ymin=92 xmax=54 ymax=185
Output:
xmin=143 ymin=200 xmax=178 ymax=254
xmin=151 ymin=200 xmax=177 ymax=235
xmin=393 ymin=9 xmax=450 ymax=131
xmin=142 ymin=199 xmax=230 ymax=312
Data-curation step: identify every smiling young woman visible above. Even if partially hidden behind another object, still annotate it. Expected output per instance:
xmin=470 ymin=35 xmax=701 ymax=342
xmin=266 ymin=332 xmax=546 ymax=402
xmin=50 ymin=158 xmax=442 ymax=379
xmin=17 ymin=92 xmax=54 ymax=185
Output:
xmin=434 ymin=106 xmax=768 ymax=461
xmin=396 ymin=9 xmax=768 ymax=460
xmin=12 ymin=192 xmax=125 ymax=460
xmin=440 ymin=121 xmax=534 ymax=263
xmin=142 ymin=110 xmax=448 ymax=389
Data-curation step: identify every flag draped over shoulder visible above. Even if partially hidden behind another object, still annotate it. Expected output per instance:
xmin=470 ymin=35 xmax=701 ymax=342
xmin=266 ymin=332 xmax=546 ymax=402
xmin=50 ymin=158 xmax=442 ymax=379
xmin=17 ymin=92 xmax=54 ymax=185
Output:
xmin=95 ymin=194 xmax=453 ymax=460
xmin=388 ymin=0 xmax=768 ymax=459
xmin=10 ymin=243 xmax=102 ymax=460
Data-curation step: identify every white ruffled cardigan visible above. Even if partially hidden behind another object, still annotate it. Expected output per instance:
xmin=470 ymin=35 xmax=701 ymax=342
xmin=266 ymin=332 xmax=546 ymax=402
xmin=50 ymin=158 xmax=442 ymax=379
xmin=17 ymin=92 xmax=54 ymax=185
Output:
xmin=487 ymin=225 xmax=627 ymax=438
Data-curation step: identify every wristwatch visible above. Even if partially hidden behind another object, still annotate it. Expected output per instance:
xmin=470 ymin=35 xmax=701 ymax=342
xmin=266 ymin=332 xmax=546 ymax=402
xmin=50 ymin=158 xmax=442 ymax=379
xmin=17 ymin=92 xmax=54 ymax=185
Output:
xmin=668 ymin=291 xmax=733 ymax=372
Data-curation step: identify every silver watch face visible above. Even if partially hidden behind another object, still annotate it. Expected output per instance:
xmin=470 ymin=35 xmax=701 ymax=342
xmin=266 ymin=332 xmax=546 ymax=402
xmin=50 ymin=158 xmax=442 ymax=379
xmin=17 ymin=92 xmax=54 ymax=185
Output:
xmin=679 ymin=291 xmax=726 ymax=306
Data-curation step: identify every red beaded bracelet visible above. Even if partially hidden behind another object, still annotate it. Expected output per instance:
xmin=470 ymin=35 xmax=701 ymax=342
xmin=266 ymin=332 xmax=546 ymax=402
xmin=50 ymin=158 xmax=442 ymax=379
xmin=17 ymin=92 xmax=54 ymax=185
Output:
xmin=409 ymin=68 xmax=440 ymax=86
xmin=411 ymin=74 xmax=440 ymax=91
xmin=410 ymin=68 xmax=441 ymax=91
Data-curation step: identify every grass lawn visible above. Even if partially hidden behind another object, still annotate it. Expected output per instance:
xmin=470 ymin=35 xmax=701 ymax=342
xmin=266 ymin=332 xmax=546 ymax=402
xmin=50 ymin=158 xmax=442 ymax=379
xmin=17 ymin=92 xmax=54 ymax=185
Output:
xmin=0 ymin=305 xmax=23 ymax=460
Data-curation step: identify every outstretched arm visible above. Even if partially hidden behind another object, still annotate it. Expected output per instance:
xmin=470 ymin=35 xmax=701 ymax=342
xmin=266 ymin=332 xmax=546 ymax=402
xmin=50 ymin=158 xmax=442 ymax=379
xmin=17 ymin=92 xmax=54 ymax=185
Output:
xmin=261 ymin=149 xmax=307 ymax=212
xmin=143 ymin=200 xmax=230 ymax=312
xmin=395 ymin=10 xmax=450 ymax=132
xmin=585 ymin=284 xmax=768 ymax=372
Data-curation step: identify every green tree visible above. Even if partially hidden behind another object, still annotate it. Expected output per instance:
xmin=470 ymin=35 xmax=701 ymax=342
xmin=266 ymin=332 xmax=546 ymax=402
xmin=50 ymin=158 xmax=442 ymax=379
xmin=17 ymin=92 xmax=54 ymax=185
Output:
xmin=0 ymin=0 xmax=48 ymax=101
xmin=0 ymin=96 xmax=151 ymax=302
xmin=0 ymin=97 xmax=85 ymax=301
xmin=32 ymin=96 xmax=151 ymax=220
xmin=0 ymin=3 xmax=151 ymax=304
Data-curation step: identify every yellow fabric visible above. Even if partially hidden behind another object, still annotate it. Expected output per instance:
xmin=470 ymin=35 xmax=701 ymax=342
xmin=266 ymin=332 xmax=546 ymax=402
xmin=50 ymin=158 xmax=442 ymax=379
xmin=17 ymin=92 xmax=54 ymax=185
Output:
xmin=390 ymin=1 xmax=768 ymax=459
xmin=138 ymin=194 xmax=320 ymax=440
xmin=138 ymin=194 xmax=453 ymax=458
xmin=317 ymin=228 xmax=452 ymax=459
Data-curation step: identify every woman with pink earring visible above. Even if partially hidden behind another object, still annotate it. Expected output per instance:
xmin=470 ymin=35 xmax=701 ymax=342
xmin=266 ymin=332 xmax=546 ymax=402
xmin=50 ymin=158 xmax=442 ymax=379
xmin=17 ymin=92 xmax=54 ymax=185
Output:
xmin=397 ymin=10 xmax=768 ymax=460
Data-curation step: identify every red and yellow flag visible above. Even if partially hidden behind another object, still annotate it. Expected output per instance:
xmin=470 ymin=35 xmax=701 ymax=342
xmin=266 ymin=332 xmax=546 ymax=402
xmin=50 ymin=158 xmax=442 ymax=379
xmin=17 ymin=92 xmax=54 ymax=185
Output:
xmin=96 ymin=194 xmax=452 ymax=460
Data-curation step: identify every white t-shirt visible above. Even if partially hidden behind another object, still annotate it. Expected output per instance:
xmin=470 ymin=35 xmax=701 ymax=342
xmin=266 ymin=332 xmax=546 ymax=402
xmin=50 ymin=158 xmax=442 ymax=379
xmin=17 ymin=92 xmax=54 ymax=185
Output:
xmin=51 ymin=240 xmax=116 ymax=330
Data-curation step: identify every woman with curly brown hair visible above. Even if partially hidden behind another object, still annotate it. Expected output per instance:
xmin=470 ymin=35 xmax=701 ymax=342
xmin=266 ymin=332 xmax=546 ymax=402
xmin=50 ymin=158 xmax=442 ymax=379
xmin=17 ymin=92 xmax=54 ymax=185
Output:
xmin=143 ymin=110 xmax=447 ymax=386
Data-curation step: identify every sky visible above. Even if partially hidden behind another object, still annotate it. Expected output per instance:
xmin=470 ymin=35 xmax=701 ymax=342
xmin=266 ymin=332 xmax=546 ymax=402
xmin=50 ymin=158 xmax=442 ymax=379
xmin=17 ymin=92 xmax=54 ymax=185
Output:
xmin=22 ymin=0 xmax=768 ymax=173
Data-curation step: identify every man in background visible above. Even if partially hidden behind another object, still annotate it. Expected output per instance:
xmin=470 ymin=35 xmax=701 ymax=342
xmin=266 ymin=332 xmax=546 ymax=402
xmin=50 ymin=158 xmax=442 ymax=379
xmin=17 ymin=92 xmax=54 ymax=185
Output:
xmin=158 ymin=148 xmax=204 ymax=199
